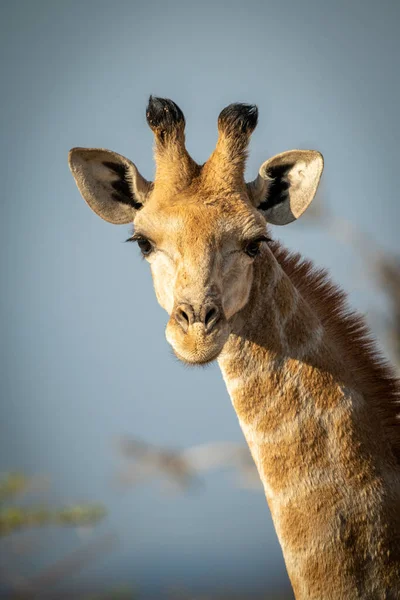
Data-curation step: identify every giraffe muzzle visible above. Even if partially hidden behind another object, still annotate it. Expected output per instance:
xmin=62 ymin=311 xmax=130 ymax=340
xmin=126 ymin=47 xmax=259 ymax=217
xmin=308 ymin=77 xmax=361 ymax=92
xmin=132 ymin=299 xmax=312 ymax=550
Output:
xmin=174 ymin=302 xmax=222 ymax=334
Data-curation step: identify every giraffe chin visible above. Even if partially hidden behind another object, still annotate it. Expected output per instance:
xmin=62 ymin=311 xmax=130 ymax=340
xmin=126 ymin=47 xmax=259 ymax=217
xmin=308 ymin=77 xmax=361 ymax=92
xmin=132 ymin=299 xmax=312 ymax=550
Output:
xmin=165 ymin=320 xmax=230 ymax=366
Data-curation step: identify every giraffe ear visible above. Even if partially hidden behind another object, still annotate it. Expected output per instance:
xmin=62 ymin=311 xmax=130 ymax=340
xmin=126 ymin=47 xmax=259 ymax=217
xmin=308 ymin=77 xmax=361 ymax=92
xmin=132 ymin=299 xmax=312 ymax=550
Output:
xmin=68 ymin=148 xmax=152 ymax=224
xmin=247 ymin=150 xmax=323 ymax=225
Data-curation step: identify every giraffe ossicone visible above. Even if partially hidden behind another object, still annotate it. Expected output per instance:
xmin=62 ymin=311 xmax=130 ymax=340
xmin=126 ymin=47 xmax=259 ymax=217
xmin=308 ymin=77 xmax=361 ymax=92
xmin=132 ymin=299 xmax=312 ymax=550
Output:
xmin=69 ymin=96 xmax=400 ymax=599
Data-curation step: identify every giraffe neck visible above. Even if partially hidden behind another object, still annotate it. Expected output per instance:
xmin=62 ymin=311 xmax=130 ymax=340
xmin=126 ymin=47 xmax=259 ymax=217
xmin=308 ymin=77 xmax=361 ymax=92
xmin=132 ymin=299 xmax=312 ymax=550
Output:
xmin=218 ymin=247 xmax=400 ymax=600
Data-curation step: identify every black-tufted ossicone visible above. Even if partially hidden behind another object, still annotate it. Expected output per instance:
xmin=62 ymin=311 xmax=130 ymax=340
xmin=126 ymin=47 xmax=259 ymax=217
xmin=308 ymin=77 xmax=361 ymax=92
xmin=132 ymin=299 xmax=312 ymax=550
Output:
xmin=146 ymin=96 xmax=185 ymax=138
xmin=218 ymin=103 xmax=258 ymax=136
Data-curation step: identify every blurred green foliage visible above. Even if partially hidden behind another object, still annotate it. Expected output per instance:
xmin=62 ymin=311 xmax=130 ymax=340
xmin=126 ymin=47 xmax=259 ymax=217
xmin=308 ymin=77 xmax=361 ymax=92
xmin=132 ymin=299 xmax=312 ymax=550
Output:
xmin=0 ymin=472 xmax=106 ymax=536
xmin=0 ymin=472 xmax=29 ymax=502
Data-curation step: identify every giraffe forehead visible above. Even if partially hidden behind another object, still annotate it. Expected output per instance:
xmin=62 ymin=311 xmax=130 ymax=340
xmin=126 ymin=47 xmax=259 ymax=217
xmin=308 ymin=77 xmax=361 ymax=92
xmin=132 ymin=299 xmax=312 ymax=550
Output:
xmin=135 ymin=199 xmax=264 ymax=246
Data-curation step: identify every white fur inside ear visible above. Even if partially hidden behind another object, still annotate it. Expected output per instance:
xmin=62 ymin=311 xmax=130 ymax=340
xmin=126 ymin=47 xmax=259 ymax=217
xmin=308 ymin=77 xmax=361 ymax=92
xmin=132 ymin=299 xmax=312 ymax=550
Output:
xmin=289 ymin=154 xmax=323 ymax=219
xmin=288 ymin=161 xmax=306 ymax=190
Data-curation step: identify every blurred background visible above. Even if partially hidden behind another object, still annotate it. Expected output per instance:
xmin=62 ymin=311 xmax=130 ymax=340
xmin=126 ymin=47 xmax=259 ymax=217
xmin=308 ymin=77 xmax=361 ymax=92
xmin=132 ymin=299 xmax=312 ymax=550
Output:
xmin=0 ymin=0 xmax=399 ymax=598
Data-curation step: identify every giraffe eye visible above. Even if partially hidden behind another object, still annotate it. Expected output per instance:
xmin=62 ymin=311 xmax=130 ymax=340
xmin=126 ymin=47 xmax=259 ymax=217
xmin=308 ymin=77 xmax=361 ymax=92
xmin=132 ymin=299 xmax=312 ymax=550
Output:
xmin=244 ymin=238 xmax=266 ymax=258
xmin=125 ymin=233 xmax=155 ymax=256
xmin=137 ymin=238 xmax=153 ymax=256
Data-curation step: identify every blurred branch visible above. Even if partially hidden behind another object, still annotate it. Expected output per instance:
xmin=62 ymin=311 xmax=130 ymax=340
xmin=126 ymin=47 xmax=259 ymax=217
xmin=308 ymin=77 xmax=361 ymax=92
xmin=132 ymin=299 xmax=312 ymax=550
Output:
xmin=117 ymin=438 xmax=261 ymax=492
xmin=376 ymin=256 xmax=400 ymax=370
xmin=11 ymin=532 xmax=118 ymax=598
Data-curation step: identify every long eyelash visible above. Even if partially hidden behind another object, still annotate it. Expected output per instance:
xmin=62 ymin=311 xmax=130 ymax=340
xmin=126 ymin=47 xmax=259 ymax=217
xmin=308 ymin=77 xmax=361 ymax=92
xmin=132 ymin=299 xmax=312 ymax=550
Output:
xmin=257 ymin=235 xmax=272 ymax=243
xmin=125 ymin=234 xmax=141 ymax=243
xmin=124 ymin=234 xmax=153 ymax=261
xmin=251 ymin=235 xmax=272 ymax=245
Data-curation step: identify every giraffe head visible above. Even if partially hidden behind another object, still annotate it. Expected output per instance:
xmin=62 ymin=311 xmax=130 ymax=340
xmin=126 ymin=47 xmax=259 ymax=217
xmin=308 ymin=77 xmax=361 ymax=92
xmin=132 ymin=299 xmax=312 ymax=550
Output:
xmin=69 ymin=97 xmax=323 ymax=364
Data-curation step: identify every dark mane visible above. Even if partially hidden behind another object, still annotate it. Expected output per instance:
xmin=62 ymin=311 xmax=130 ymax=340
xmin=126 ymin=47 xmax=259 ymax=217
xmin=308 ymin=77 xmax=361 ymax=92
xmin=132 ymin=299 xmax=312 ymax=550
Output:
xmin=271 ymin=241 xmax=400 ymax=464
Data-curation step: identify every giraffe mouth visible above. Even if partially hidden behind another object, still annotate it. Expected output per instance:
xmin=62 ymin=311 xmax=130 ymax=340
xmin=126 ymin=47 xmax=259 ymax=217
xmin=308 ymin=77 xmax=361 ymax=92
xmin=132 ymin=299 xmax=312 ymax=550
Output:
xmin=171 ymin=347 xmax=222 ymax=366
xmin=165 ymin=318 xmax=230 ymax=365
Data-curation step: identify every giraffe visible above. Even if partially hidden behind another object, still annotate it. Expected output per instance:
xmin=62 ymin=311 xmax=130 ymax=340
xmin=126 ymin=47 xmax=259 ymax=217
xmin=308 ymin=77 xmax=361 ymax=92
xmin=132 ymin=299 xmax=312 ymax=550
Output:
xmin=69 ymin=97 xmax=400 ymax=599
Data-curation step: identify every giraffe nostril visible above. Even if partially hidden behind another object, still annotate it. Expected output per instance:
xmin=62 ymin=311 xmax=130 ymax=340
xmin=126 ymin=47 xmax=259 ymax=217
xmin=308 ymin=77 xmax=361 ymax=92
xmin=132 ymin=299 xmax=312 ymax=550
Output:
xmin=174 ymin=304 xmax=194 ymax=333
xmin=205 ymin=307 xmax=217 ymax=326
xmin=203 ymin=305 xmax=221 ymax=332
xmin=181 ymin=310 xmax=189 ymax=323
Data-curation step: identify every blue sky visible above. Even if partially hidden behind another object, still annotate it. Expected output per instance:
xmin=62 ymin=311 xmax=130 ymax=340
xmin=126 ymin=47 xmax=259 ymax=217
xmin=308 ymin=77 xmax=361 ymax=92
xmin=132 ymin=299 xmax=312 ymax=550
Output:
xmin=1 ymin=0 xmax=399 ymax=596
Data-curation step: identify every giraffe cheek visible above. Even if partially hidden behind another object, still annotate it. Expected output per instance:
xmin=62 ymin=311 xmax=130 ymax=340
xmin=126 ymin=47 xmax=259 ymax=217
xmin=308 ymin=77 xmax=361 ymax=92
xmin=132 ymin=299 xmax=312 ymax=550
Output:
xmin=222 ymin=267 xmax=253 ymax=320
xmin=150 ymin=261 xmax=175 ymax=315
xmin=153 ymin=282 xmax=174 ymax=315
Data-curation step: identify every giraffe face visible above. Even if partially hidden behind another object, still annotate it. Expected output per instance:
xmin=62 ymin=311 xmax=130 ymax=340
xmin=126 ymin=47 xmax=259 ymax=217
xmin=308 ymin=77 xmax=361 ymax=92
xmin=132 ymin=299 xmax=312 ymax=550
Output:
xmin=131 ymin=194 xmax=268 ymax=364
xmin=69 ymin=98 xmax=323 ymax=365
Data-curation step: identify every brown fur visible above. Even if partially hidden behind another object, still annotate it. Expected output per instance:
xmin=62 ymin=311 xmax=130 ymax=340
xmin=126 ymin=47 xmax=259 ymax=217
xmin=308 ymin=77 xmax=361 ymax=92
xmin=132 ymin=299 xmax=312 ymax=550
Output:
xmin=271 ymin=241 xmax=400 ymax=464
